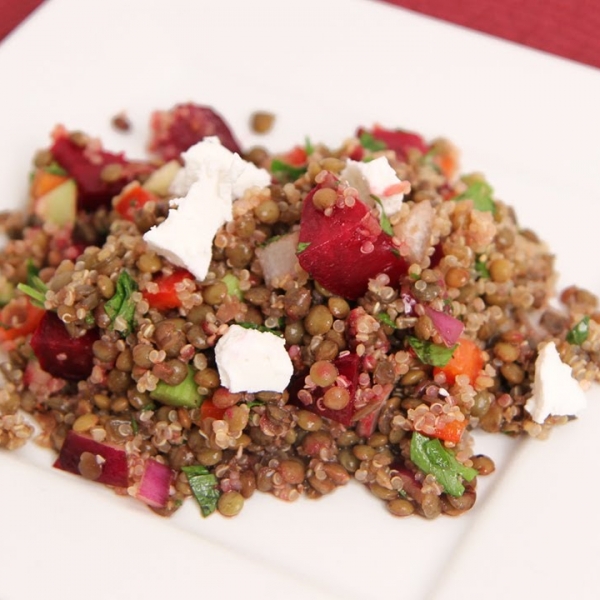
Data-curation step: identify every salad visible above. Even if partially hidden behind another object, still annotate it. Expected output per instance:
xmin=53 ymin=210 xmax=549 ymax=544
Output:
xmin=0 ymin=103 xmax=598 ymax=519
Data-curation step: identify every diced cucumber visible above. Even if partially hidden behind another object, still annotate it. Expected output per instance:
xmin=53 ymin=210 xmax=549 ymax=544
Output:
xmin=150 ymin=366 xmax=202 ymax=408
xmin=222 ymin=273 xmax=242 ymax=299
xmin=34 ymin=179 xmax=77 ymax=226
xmin=142 ymin=160 xmax=181 ymax=197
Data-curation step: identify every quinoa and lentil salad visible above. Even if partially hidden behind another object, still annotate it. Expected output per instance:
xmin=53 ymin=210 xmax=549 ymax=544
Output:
xmin=1 ymin=103 xmax=598 ymax=520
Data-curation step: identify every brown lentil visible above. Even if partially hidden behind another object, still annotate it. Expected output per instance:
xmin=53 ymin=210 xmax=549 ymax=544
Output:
xmin=250 ymin=111 xmax=275 ymax=134
xmin=304 ymin=305 xmax=333 ymax=336
xmin=217 ymin=491 xmax=244 ymax=517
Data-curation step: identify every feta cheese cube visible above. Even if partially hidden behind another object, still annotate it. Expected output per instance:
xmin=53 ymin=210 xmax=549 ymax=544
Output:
xmin=340 ymin=156 xmax=408 ymax=216
xmin=170 ymin=136 xmax=270 ymax=201
xmin=215 ymin=325 xmax=293 ymax=393
xmin=525 ymin=341 xmax=587 ymax=424
xmin=143 ymin=137 xmax=270 ymax=281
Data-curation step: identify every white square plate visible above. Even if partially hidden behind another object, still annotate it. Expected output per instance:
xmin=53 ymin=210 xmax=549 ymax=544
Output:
xmin=1 ymin=1 xmax=599 ymax=598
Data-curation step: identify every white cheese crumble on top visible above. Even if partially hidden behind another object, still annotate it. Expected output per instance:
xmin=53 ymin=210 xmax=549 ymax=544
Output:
xmin=524 ymin=341 xmax=587 ymax=424
xmin=143 ymin=138 xmax=270 ymax=281
xmin=340 ymin=156 xmax=408 ymax=216
xmin=215 ymin=325 xmax=293 ymax=393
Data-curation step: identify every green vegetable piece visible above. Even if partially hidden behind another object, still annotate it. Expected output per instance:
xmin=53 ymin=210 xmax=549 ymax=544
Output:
xmin=304 ymin=136 xmax=314 ymax=156
xmin=222 ymin=273 xmax=242 ymax=300
xmin=44 ymin=162 xmax=67 ymax=176
xmin=410 ymin=432 xmax=478 ymax=497
xmin=17 ymin=261 xmax=48 ymax=308
xmin=35 ymin=179 xmax=77 ymax=226
xmin=182 ymin=465 xmax=220 ymax=517
xmin=475 ymin=257 xmax=490 ymax=279
xmin=150 ymin=366 xmax=202 ymax=408
xmin=296 ymin=241 xmax=311 ymax=254
xmin=407 ymin=336 xmax=457 ymax=367
xmin=567 ymin=316 xmax=591 ymax=345
xmin=270 ymin=159 xmax=307 ymax=182
xmin=0 ymin=280 xmax=15 ymax=306
xmin=359 ymin=132 xmax=387 ymax=152
xmin=454 ymin=175 xmax=495 ymax=213
xmin=377 ymin=312 xmax=396 ymax=329
xmin=104 ymin=271 xmax=138 ymax=336
xmin=237 ymin=322 xmax=283 ymax=337
xmin=371 ymin=195 xmax=393 ymax=235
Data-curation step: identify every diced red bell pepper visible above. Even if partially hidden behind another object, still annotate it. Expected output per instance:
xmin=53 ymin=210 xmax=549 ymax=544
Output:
xmin=357 ymin=125 xmax=428 ymax=161
xmin=114 ymin=182 xmax=157 ymax=221
xmin=0 ymin=297 xmax=45 ymax=346
xmin=30 ymin=311 xmax=99 ymax=380
xmin=283 ymin=146 xmax=307 ymax=166
xmin=431 ymin=419 xmax=468 ymax=444
xmin=297 ymin=181 xmax=407 ymax=299
xmin=199 ymin=399 xmax=227 ymax=421
xmin=54 ymin=430 xmax=129 ymax=488
xmin=148 ymin=103 xmax=242 ymax=161
xmin=433 ymin=337 xmax=484 ymax=386
xmin=51 ymin=133 xmax=153 ymax=211
xmin=143 ymin=269 xmax=195 ymax=311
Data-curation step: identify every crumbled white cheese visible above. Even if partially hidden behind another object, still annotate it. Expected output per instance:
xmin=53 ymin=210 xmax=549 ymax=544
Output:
xmin=170 ymin=136 xmax=270 ymax=200
xmin=215 ymin=325 xmax=293 ymax=393
xmin=143 ymin=138 xmax=270 ymax=280
xmin=524 ymin=341 xmax=587 ymax=424
xmin=340 ymin=156 xmax=407 ymax=216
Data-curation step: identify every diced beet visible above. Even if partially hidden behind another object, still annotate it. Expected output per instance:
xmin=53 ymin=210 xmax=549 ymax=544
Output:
xmin=30 ymin=311 xmax=99 ymax=380
xmin=148 ymin=103 xmax=242 ymax=161
xmin=54 ymin=430 xmax=129 ymax=488
xmin=289 ymin=353 xmax=360 ymax=427
xmin=51 ymin=135 xmax=153 ymax=211
xmin=136 ymin=459 xmax=173 ymax=508
xmin=357 ymin=125 xmax=428 ymax=161
xmin=297 ymin=182 xmax=407 ymax=299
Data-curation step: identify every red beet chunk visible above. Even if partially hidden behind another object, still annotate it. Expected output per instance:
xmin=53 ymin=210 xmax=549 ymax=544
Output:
xmin=357 ymin=125 xmax=428 ymax=161
xmin=289 ymin=353 xmax=360 ymax=427
xmin=54 ymin=430 xmax=129 ymax=488
xmin=51 ymin=135 xmax=152 ymax=211
xmin=297 ymin=182 xmax=407 ymax=299
xmin=148 ymin=103 xmax=242 ymax=161
xmin=30 ymin=311 xmax=99 ymax=380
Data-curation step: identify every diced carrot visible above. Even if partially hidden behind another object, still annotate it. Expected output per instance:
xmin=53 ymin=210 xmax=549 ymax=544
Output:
xmin=143 ymin=269 xmax=194 ymax=311
xmin=433 ymin=337 xmax=484 ymax=386
xmin=435 ymin=153 xmax=458 ymax=180
xmin=284 ymin=146 xmax=307 ymax=166
xmin=31 ymin=169 xmax=69 ymax=199
xmin=0 ymin=297 xmax=45 ymax=345
xmin=199 ymin=399 xmax=226 ymax=421
xmin=114 ymin=181 xmax=157 ymax=221
xmin=431 ymin=419 xmax=468 ymax=444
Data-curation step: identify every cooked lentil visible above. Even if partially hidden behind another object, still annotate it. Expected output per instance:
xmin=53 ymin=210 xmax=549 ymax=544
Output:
xmin=0 ymin=107 xmax=598 ymax=523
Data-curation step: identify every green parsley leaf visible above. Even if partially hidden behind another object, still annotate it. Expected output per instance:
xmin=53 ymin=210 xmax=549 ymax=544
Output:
xmin=371 ymin=195 xmax=393 ymax=236
xmin=296 ymin=241 xmax=311 ymax=254
xmin=260 ymin=234 xmax=283 ymax=248
xmin=304 ymin=136 xmax=314 ymax=156
xmin=237 ymin=322 xmax=284 ymax=337
xmin=410 ymin=432 xmax=478 ymax=497
xmin=17 ymin=261 xmax=48 ymax=308
xmin=104 ymin=271 xmax=138 ymax=336
xmin=454 ymin=175 xmax=495 ymax=213
xmin=182 ymin=465 xmax=220 ymax=517
xmin=359 ymin=132 xmax=387 ymax=152
xmin=567 ymin=316 xmax=591 ymax=345
xmin=246 ymin=400 xmax=265 ymax=409
xmin=377 ymin=312 xmax=396 ymax=329
xmin=474 ymin=257 xmax=490 ymax=279
xmin=130 ymin=416 xmax=139 ymax=435
xmin=407 ymin=336 xmax=457 ymax=367
xmin=270 ymin=159 xmax=307 ymax=182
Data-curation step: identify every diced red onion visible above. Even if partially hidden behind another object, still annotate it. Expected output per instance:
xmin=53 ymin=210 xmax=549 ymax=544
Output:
xmin=425 ymin=306 xmax=464 ymax=347
xmin=255 ymin=231 xmax=300 ymax=289
xmin=136 ymin=459 xmax=173 ymax=508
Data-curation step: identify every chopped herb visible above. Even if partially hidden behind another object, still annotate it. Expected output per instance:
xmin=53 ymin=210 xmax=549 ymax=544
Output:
xmin=182 ymin=465 xmax=220 ymax=517
xmin=222 ymin=273 xmax=242 ymax=300
xmin=390 ymin=247 xmax=401 ymax=258
xmin=261 ymin=234 xmax=283 ymax=247
xmin=296 ymin=241 xmax=311 ymax=254
xmin=141 ymin=402 xmax=157 ymax=411
xmin=237 ymin=322 xmax=284 ymax=337
xmin=409 ymin=272 xmax=420 ymax=280
xmin=44 ymin=163 xmax=67 ymax=176
xmin=131 ymin=416 xmax=139 ymax=435
xmin=410 ymin=432 xmax=477 ymax=497
xmin=377 ymin=312 xmax=396 ymax=329
xmin=359 ymin=132 xmax=387 ymax=152
xmin=454 ymin=175 xmax=495 ymax=213
xmin=104 ymin=271 xmax=138 ymax=336
xmin=475 ymin=257 xmax=490 ymax=279
xmin=246 ymin=400 xmax=265 ymax=409
xmin=270 ymin=159 xmax=307 ymax=182
xmin=567 ymin=316 xmax=591 ymax=345
xmin=17 ymin=261 xmax=48 ymax=308
xmin=371 ymin=195 xmax=393 ymax=235
xmin=407 ymin=336 xmax=457 ymax=367
xmin=304 ymin=136 xmax=314 ymax=156
xmin=84 ymin=312 xmax=96 ymax=327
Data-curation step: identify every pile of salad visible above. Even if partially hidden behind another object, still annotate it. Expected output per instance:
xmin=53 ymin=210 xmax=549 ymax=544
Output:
xmin=0 ymin=103 xmax=598 ymax=519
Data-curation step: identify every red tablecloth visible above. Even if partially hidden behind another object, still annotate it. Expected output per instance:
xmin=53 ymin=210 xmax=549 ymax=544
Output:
xmin=1 ymin=0 xmax=599 ymax=69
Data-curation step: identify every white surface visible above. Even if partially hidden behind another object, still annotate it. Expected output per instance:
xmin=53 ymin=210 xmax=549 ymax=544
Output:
xmin=0 ymin=0 xmax=599 ymax=599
